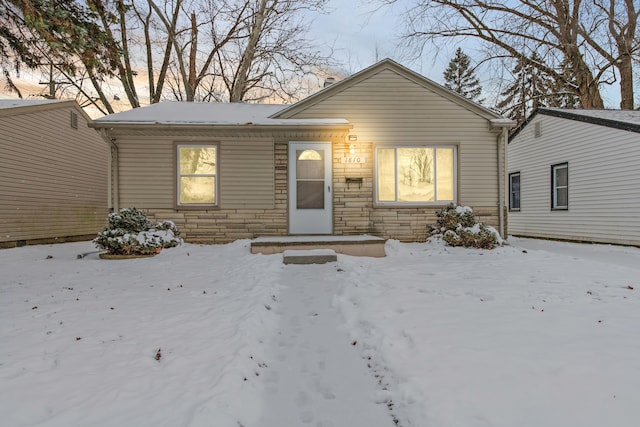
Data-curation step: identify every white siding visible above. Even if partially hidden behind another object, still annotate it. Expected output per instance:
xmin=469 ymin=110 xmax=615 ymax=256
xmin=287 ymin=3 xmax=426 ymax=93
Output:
xmin=508 ymin=114 xmax=640 ymax=245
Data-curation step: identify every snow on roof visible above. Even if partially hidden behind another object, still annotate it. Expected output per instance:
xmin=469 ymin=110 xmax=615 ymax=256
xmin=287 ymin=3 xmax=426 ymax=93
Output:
xmin=92 ymin=101 xmax=349 ymax=126
xmin=0 ymin=99 xmax=70 ymax=110
xmin=540 ymin=108 xmax=640 ymax=128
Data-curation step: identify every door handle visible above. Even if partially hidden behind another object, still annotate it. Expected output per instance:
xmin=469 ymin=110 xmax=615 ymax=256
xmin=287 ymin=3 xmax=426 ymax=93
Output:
xmin=328 ymin=185 xmax=331 ymax=192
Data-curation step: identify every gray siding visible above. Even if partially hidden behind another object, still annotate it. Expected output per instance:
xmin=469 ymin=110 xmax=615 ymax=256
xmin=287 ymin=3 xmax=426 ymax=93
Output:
xmin=116 ymin=137 xmax=275 ymax=209
xmin=0 ymin=104 xmax=109 ymax=245
xmin=286 ymin=69 xmax=500 ymax=207
xmin=508 ymin=114 xmax=640 ymax=245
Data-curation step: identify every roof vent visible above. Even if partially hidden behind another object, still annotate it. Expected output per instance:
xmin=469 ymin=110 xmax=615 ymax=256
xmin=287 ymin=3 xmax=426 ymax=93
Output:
xmin=534 ymin=121 xmax=542 ymax=138
xmin=70 ymin=111 xmax=78 ymax=129
xmin=323 ymin=77 xmax=336 ymax=88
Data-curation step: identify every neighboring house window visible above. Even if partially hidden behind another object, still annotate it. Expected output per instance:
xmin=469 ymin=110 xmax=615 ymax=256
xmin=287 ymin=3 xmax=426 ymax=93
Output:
xmin=177 ymin=145 xmax=218 ymax=206
xmin=509 ymin=172 xmax=521 ymax=211
xmin=375 ymin=146 xmax=456 ymax=204
xmin=551 ymin=162 xmax=568 ymax=210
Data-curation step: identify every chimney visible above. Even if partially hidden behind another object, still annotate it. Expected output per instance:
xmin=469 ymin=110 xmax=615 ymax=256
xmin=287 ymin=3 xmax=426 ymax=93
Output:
xmin=323 ymin=77 xmax=336 ymax=88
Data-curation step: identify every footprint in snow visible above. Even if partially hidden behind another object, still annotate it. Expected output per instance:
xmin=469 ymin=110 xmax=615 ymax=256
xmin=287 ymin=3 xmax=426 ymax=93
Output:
xmin=300 ymin=410 xmax=314 ymax=423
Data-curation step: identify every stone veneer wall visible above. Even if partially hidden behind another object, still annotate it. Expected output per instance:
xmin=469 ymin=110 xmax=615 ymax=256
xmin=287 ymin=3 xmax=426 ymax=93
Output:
xmin=144 ymin=141 xmax=500 ymax=243
xmin=332 ymin=141 xmax=500 ymax=242
xmin=144 ymin=142 xmax=289 ymax=244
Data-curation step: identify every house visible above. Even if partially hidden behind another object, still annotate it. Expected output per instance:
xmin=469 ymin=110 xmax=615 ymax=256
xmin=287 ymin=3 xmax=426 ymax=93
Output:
xmin=90 ymin=59 xmax=514 ymax=244
xmin=0 ymin=100 xmax=109 ymax=248
xmin=508 ymin=108 xmax=640 ymax=246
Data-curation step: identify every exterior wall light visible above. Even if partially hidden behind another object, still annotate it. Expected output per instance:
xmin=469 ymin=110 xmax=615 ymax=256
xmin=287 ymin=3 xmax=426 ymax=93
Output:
xmin=349 ymin=144 xmax=356 ymax=155
xmin=348 ymin=135 xmax=358 ymax=141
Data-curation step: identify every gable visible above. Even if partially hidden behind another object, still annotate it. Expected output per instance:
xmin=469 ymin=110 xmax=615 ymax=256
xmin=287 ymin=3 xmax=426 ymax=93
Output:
xmin=274 ymin=66 xmax=498 ymax=145
xmin=275 ymin=59 xmax=502 ymax=124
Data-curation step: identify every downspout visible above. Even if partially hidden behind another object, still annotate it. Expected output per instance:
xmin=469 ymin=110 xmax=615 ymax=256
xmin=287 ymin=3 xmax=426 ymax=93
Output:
xmin=99 ymin=129 xmax=119 ymax=212
xmin=497 ymin=127 xmax=507 ymax=239
xmin=490 ymin=118 xmax=515 ymax=239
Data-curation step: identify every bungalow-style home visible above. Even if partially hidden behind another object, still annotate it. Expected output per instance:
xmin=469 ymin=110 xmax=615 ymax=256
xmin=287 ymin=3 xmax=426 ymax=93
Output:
xmin=0 ymin=99 xmax=109 ymax=248
xmin=508 ymin=108 xmax=640 ymax=246
xmin=90 ymin=59 xmax=514 ymax=244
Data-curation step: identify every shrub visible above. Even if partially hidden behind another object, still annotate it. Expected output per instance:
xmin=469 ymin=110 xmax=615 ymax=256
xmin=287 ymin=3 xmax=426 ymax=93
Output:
xmin=94 ymin=208 xmax=182 ymax=255
xmin=429 ymin=204 xmax=501 ymax=249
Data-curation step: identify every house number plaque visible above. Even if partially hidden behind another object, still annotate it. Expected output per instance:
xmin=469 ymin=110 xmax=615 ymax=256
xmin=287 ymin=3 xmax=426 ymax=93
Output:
xmin=341 ymin=156 xmax=366 ymax=164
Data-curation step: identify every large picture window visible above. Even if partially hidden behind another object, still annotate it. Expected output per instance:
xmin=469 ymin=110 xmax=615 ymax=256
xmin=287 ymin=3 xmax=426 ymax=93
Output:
xmin=177 ymin=145 xmax=218 ymax=206
xmin=551 ymin=162 xmax=568 ymax=210
xmin=509 ymin=172 xmax=521 ymax=211
xmin=376 ymin=146 xmax=456 ymax=204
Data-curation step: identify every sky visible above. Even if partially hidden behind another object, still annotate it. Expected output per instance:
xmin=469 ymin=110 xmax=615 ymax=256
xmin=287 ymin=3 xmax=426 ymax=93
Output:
xmin=1 ymin=0 xmax=622 ymax=108
xmin=2 ymin=236 xmax=640 ymax=426
xmin=307 ymin=0 xmax=503 ymax=101
xmin=308 ymin=0 xmax=623 ymax=108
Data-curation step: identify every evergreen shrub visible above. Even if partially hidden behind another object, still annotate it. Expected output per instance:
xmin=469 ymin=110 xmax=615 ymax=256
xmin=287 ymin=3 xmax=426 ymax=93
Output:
xmin=429 ymin=204 xmax=501 ymax=249
xmin=94 ymin=208 xmax=182 ymax=255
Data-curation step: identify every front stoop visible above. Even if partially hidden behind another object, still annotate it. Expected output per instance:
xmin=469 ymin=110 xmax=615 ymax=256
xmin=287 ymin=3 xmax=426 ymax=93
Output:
xmin=283 ymin=249 xmax=338 ymax=265
xmin=251 ymin=235 xmax=386 ymax=257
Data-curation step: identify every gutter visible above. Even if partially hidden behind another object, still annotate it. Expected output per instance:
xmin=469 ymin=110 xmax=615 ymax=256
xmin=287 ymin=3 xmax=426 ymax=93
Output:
xmin=88 ymin=122 xmax=353 ymax=132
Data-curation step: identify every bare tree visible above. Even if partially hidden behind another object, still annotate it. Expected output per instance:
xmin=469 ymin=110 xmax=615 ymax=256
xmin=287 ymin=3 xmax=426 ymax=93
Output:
xmin=216 ymin=0 xmax=332 ymax=103
xmin=382 ymin=0 xmax=640 ymax=109
xmin=410 ymin=149 xmax=433 ymax=184
xmin=2 ymin=0 xmax=334 ymax=111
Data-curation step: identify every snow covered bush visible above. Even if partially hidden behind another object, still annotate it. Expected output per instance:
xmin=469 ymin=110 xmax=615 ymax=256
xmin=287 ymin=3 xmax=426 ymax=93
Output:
xmin=94 ymin=208 xmax=182 ymax=255
xmin=429 ymin=204 xmax=502 ymax=249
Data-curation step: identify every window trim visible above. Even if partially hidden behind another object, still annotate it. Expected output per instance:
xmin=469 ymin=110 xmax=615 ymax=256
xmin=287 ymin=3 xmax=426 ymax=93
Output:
xmin=551 ymin=162 xmax=568 ymax=210
xmin=374 ymin=144 xmax=458 ymax=206
xmin=176 ymin=143 xmax=219 ymax=207
xmin=509 ymin=172 xmax=521 ymax=212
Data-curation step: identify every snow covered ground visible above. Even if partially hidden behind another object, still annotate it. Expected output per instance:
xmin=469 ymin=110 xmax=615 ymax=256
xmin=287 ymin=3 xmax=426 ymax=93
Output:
xmin=1 ymin=237 xmax=639 ymax=427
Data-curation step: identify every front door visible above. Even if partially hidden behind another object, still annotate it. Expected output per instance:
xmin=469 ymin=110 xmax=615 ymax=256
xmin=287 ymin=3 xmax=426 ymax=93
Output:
xmin=288 ymin=142 xmax=332 ymax=234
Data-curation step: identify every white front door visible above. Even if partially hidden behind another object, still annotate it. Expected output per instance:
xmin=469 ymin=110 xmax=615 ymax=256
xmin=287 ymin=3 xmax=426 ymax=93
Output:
xmin=288 ymin=142 xmax=332 ymax=234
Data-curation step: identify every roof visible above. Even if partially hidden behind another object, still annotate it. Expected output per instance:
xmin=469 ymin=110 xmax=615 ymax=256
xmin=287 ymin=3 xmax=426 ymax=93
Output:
xmin=510 ymin=108 xmax=640 ymax=140
xmin=0 ymin=99 xmax=92 ymax=122
xmin=91 ymin=101 xmax=350 ymax=128
xmin=273 ymin=58 xmax=514 ymax=127
xmin=0 ymin=99 xmax=72 ymax=111
xmin=90 ymin=58 xmax=515 ymax=131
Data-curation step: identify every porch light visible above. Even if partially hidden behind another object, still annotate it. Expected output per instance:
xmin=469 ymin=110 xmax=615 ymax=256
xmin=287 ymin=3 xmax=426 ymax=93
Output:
xmin=348 ymin=135 xmax=358 ymax=141
xmin=349 ymin=144 xmax=356 ymax=155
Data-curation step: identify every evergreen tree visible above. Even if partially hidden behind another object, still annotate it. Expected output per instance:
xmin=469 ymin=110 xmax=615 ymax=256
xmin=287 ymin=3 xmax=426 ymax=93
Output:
xmin=496 ymin=53 xmax=580 ymax=126
xmin=443 ymin=47 xmax=483 ymax=103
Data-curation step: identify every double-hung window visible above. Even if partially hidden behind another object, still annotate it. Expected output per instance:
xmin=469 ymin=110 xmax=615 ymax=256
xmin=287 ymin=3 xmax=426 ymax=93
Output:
xmin=551 ymin=162 xmax=568 ymax=210
xmin=177 ymin=144 xmax=218 ymax=206
xmin=509 ymin=172 xmax=521 ymax=211
xmin=376 ymin=146 xmax=456 ymax=204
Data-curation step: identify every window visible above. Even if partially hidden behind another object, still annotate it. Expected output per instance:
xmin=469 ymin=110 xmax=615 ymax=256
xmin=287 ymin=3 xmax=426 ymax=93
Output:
xmin=509 ymin=172 xmax=521 ymax=211
xmin=376 ymin=146 xmax=456 ymax=204
xmin=551 ymin=162 xmax=568 ymax=210
xmin=177 ymin=145 xmax=218 ymax=206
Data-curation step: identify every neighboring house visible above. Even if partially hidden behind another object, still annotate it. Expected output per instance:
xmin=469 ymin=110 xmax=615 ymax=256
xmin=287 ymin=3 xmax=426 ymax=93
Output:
xmin=0 ymin=100 xmax=109 ymax=248
xmin=508 ymin=108 xmax=640 ymax=246
xmin=90 ymin=59 xmax=514 ymax=243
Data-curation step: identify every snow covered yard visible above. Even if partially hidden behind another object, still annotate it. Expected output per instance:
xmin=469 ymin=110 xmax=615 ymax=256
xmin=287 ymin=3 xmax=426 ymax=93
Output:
xmin=1 ymin=238 xmax=640 ymax=426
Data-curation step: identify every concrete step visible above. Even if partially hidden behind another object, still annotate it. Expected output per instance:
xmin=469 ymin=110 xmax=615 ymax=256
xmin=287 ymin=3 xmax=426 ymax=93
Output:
xmin=251 ymin=235 xmax=386 ymax=257
xmin=283 ymin=249 xmax=338 ymax=265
